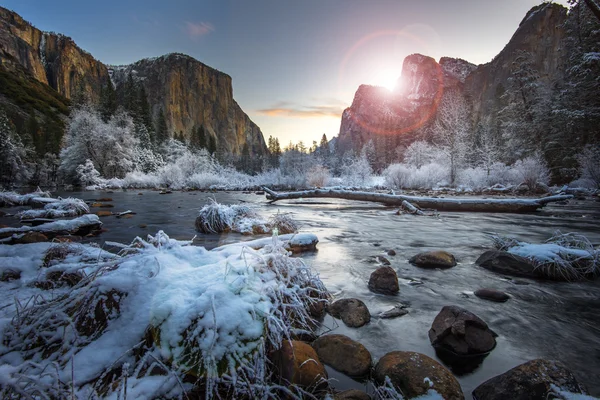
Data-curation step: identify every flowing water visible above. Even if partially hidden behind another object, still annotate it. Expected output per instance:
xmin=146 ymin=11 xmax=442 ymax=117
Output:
xmin=5 ymin=189 xmax=600 ymax=398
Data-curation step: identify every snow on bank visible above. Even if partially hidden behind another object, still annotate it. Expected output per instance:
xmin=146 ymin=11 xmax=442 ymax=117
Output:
xmin=0 ymin=231 xmax=328 ymax=399
xmin=0 ymin=189 xmax=56 ymax=207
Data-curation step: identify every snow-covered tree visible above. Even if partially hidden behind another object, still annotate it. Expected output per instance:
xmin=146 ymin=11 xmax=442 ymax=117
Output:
xmin=76 ymin=159 xmax=101 ymax=186
xmin=341 ymin=151 xmax=372 ymax=186
xmin=576 ymin=145 xmax=600 ymax=188
xmin=403 ymin=140 xmax=435 ymax=169
xmin=432 ymin=90 xmax=471 ymax=184
xmin=0 ymin=109 xmax=29 ymax=187
xmin=60 ymin=107 xmax=139 ymax=182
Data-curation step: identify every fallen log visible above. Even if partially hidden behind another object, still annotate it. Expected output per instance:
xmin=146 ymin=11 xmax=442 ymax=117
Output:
xmin=263 ymin=188 xmax=573 ymax=213
xmin=0 ymin=214 xmax=103 ymax=242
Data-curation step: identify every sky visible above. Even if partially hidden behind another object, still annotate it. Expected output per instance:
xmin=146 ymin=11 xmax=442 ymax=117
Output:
xmin=4 ymin=0 xmax=568 ymax=147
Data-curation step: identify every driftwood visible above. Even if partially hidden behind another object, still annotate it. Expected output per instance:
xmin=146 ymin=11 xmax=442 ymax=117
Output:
xmin=263 ymin=188 xmax=573 ymax=213
xmin=400 ymin=200 xmax=425 ymax=215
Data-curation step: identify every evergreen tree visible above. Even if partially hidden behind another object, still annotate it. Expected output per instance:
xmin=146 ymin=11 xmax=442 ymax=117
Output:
xmin=137 ymin=87 xmax=154 ymax=141
xmin=123 ymin=73 xmax=137 ymax=114
xmin=155 ymin=109 xmax=169 ymax=145
xmin=99 ymin=80 xmax=117 ymax=122
xmin=207 ymin=133 xmax=217 ymax=154
xmin=0 ymin=109 xmax=29 ymax=187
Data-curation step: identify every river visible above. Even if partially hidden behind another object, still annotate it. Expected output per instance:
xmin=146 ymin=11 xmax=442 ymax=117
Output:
xmin=11 ymin=189 xmax=600 ymax=397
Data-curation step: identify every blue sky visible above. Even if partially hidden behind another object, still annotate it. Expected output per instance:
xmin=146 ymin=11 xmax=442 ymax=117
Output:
xmin=4 ymin=0 xmax=567 ymax=146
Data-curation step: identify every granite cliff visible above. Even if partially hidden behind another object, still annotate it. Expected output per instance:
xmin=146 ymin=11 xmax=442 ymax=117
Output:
xmin=0 ymin=6 xmax=267 ymax=156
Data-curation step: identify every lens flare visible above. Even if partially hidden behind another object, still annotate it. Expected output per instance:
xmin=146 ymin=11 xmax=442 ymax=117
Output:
xmin=338 ymin=29 xmax=445 ymax=136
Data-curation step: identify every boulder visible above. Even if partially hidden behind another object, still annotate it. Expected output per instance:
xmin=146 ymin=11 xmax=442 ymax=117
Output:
xmin=428 ymin=305 xmax=496 ymax=356
xmin=14 ymin=231 xmax=49 ymax=244
xmin=410 ymin=251 xmax=457 ymax=269
xmin=376 ymin=256 xmax=391 ymax=265
xmin=387 ymin=249 xmax=396 ymax=256
xmin=328 ymin=298 xmax=370 ymax=328
xmin=368 ymin=266 xmax=399 ymax=295
xmin=472 ymin=359 xmax=588 ymax=400
xmin=334 ymin=389 xmax=371 ymax=400
xmin=312 ymin=334 xmax=372 ymax=378
xmin=271 ymin=340 xmax=328 ymax=393
xmin=373 ymin=351 xmax=464 ymax=400
xmin=378 ymin=304 xmax=409 ymax=319
xmin=286 ymin=234 xmax=318 ymax=253
xmin=474 ymin=288 xmax=510 ymax=302
xmin=476 ymin=250 xmax=539 ymax=279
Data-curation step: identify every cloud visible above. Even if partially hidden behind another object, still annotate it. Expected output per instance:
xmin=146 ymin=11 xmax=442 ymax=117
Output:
xmin=258 ymin=101 xmax=347 ymax=118
xmin=185 ymin=21 xmax=215 ymax=38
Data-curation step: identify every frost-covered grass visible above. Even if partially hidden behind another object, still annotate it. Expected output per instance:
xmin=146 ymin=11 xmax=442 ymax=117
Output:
xmin=373 ymin=376 xmax=444 ymax=400
xmin=0 ymin=189 xmax=52 ymax=206
xmin=0 ymin=231 xmax=328 ymax=399
xmin=492 ymin=232 xmax=600 ymax=281
xmin=17 ymin=197 xmax=89 ymax=219
xmin=196 ymin=200 xmax=298 ymax=236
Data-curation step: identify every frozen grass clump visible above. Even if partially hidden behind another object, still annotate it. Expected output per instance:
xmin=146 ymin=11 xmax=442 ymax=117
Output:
xmin=18 ymin=197 xmax=90 ymax=219
xmin=491 ymin=231 xmax=600 ymax=281
xmin=195 ymin=199 xmax=255 ymax=233
xmin=0 ymin=230 xmax=328 ymax=399
xmin=196 ymin=200 xmax=299 ymax=235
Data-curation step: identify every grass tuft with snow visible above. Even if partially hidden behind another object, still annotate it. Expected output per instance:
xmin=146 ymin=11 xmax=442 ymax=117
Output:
xmin=17 ymin=197 xmax=90 ymax=219
xmin=196 ymin=200 xmax=298 ymax=236
xmin=0 ymin=230 xmax=328 ymax=399
xmin=492 ymin=231 xmax=600 ymax=281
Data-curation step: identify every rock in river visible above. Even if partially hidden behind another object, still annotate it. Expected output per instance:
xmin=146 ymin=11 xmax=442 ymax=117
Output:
xmin=472 ymin=359 xmax=589 ymax=400
xmin=271 ymin=340 xmax=328 ymax=394
xmin=328 ymin=298 xmax=370 ymax=328
xmin=312 ymin=334 xmax=372 ymax=378
xmin=475 ymin=250 xmax=539 ymax=279
xmin=428 ymin=305 xmax=496 ymax=356
xmin=368 ymin=266 xmax=399 ymax=295
xmin=474 ymin=288 xmax=510 ymax=302
xmin=410 ymin=250 xmax=457 ymax=269
xmin=374 ymin=351 xmax=464 ymax=400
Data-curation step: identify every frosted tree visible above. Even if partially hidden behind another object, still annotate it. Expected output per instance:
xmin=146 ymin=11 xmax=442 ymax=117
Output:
xmin=473 ymin=117 xmax=503 ymax=176
xmin=403 ymin=140 xmax=435 ymax=168
xmin=576 ymin=145 xmax=600 ymax=188
xmin=0 ymin=109 xmax=29 ymax=187
xmin=341 ymin=151 xmax=372 ymax=186
xmin=432 ymin=90 xmax=472 ymax=184
xmin=76 ymin=159 xmax=101 ymax=186
xmin=60 ymin=107 xmax=139 ymax=182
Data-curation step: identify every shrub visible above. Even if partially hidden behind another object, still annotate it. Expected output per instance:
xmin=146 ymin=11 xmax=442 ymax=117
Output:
xmin=306 ymin=165 xmax=331 ymax=188
xmin=512 ymin=153 xmax=550 ymax=190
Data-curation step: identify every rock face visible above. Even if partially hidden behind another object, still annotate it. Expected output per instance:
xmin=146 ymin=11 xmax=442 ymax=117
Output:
xmin=472 ymin=359 xmax=588 ymax=400
xmin=271 ymin=340 xmax=328 ymax=393
xmin=428 ymin=305 xmax=496 ymax=356
xmin=0 ymin=6 xmax=109 ymax=100
xmin=373 ymin=351 xmax=464 ymax=400
xmin=410 ymin=251 xmax=457 ymax=269
xmin=312 ymin=334 xmax=372 ymax=378
xmin=368 ymin=266 xmax=399 ymax=294
xmin=0 ymin=6 xmax=267 ymax=156
xmin=328 ymin=298 xmax=370 ymax=328
xmin=111 ymin=55 xmax=267 ymax=155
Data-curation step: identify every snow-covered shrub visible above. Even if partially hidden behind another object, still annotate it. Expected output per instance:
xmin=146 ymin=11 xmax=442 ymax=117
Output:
xmin=411 ymin=163 xmax=449 ymax=189
xmin=306 ymin=165 xmax=331 ymax=188
xmin=576 ymin=145 xmax=600 ymax=189
xmin=0 ymin=231 xmax=328 ymax=399
xmin=383 ymin=163 xmax=412 ymax=189
xmin=512 ymin=153 xmax=551 ymax=190
xmin=457 ymin=166 xmax=490 ymax=190
xmin=341 ymin=153 xmax=373 ymax=187
xmin=403 ymin=140 xmax=436 ymax=168
xmin=492 ymin=231 xmax=600 ymax=281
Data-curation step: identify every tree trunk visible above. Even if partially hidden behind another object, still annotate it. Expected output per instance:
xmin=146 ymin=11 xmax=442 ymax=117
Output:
xmin=263 ymin=188 xmax=572 ymax=213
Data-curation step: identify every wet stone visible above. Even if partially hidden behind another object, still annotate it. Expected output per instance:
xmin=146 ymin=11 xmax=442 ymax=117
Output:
xmin=328 ymin=298 xmax=370 ymax=328
xmin=410 ymin=250 xmax=457 ymax=269
xmin=312 ymin=334 xmax=372 ymax=378
xmin=368 ymin=266 xmax=399 ymax=295
xmin=474 ymin=288 xmax=510 ymax=302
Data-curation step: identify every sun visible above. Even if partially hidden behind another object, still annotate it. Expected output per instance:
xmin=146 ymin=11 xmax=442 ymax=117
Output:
xmin=373 ymin=68 xmax=401 ymax=92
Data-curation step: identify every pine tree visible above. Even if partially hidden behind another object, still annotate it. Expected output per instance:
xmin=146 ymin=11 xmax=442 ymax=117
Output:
xmin=137 ymin=87 xmax=154 ymax=141
xmin=207 ymin=133 xmax=217 ymax=154
xmin=99 ymin=80 xmax=117 ymax=122
xmin=123 ymin=73 xmax=137 ymax=114
xmin=155 ymin=109 xmax=169 ymax=145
